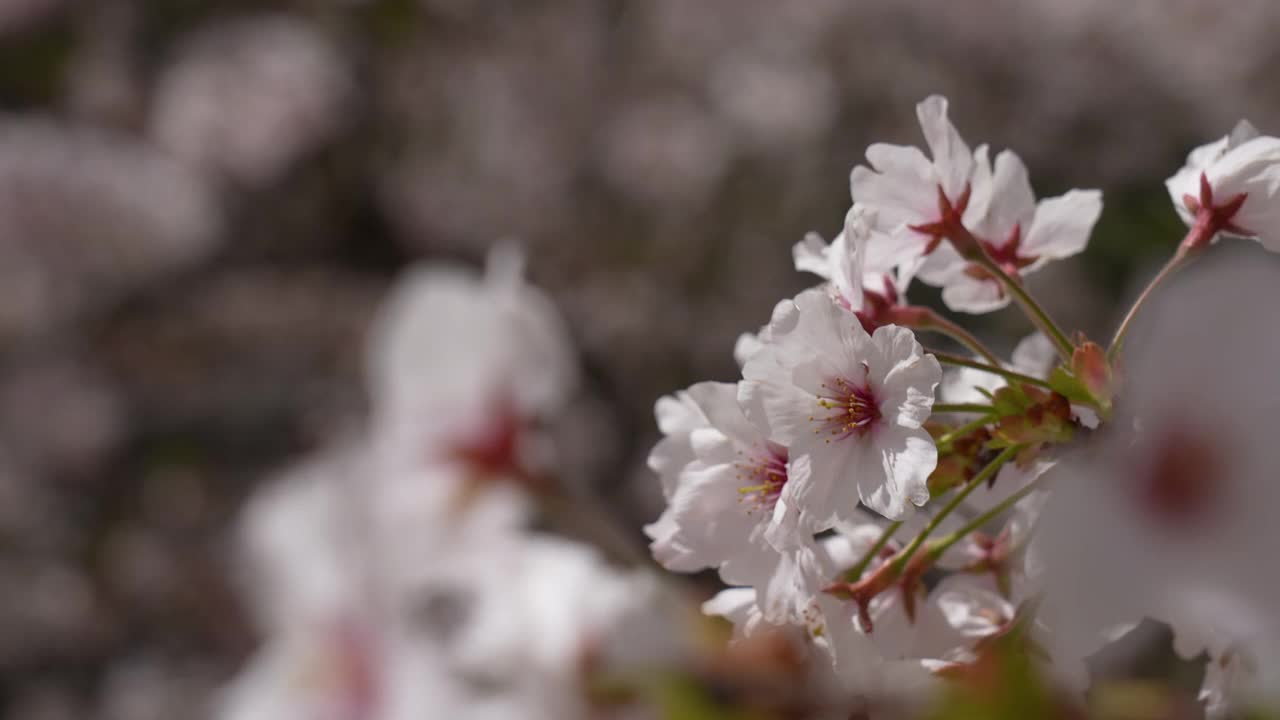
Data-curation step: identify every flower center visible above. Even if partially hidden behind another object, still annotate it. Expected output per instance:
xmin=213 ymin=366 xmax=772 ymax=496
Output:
xmin=1136 ymin=427 xmax=1224 ymax=528
xmin=810 ymin=368 xmax=881 ymax=442
xmin=736 ymin=446 xmax=789 ymax=513
xmin=962 ymin=223 xmax=1038 ymax=288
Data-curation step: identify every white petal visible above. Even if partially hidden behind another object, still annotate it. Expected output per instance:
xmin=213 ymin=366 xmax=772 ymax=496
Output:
xmin=793 ymin=232 xmax=832 ymax=279
xmin=916 ymin=94 xmax=972 ymax=200
xmin=1022 ymin=188 xmax=1103 ymax=262
xmin=941 ymin=273 xmax=1009 ymax=314
xmin=971 ymin=150 xmax=1035 ymax=243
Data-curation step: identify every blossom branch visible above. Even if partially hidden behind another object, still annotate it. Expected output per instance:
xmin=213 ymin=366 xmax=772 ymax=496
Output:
xmin=932 ymin=403 xmax=996 ymax=415
xmin=930 ymin=350 xmax=1053 ymax=390
xmin=937 ymin=415 xmax=994 ymax=448
xmin=1106 ymin=249 xmax=1196 ymax=361
xmin=892 ymin=445 xmax=1022 ymax=573
xmin=925 ymin=467 xmax=1053 ymax=561
xmin=972 ymin=253 xmax=1074 ymax=361
xmin=913 ymin=308 xmax=1004 ymax=367
xmin=921 ymin=189 xmax=1075 ymax=361
xmin=842 ymin=520 xmax=903 ymax=582
xmin=1111 ymin=174 xmax=1254 ymax=360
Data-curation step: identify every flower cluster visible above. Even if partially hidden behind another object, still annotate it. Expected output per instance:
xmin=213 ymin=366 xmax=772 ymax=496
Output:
xmin=649 ymin=95 xmax=1280 ymax=716
xmin=216 ymin=251 xmax=683 ymax=720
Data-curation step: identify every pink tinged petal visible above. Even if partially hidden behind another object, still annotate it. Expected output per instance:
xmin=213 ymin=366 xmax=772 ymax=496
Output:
xmin=774 ymin=439 xmax=840 ymax=529
xmin=1207 ymin=136 xmax=1280 ymax=241
xmin=972 ymin=150 xmax=1036 ymax=243
xmin=941 ymin=273 xmax=1010 ymax=314
xmin=789 ymin=289 xmax=866 ymax=376
xmin=733 ymin=331 xmax=763 ymax=368
xmin=664 ymin=465 xmax=768 ymax=568
xmin=649 ymin=389 xmax=709 ymax=497
xmin=701 ymin=587 xmax=757 ymax=622
xmin=883 ymin=363 xmax=941 ymax=430
xmin=764 ymin=456 xmax=813 ymax=550
xmin=872 ymin=427 xmax=935 ymax=515
xmin=645 ymin=511 xmax=703 ymax=572
xmin=1228 ymin=119 xmax=1261 ymax=148
xmin=961 ymin=144 xmax=994 ymax=227
xmin=689 ymin=381 xmax=766 ymax=451
xmin=760 ymin=550 xmax=808 ymax=624
xmin=914 ymin=238 xmax=966 ymax=286
xmin=835 ymin=207 xmax=872 ymax=302
xmin=767 ymin=296 xmax=801 ymax=335
xmin=1166 ymin=134 xmax=1232 ymax=227
xmin=1011 ymin=332 xmax=1057 ymax=378
xmin=864 ymin=324 xmax=930 ymax=392
xmin=865 ymin=222 xmax=923 ymax=276
xmin=851 ymin=145 xmax=937 ymax=228
xmin=1022 ymin=189 xmax=1103 ymax=262
xmin=792 ymin=232 xmax=832 ymax=279
xmin=916 ymin=94 xmax=973 ymax=200
xmin=740 ymin=373 xmax=813 ymax=447
xmin=654 ymin=391 xmax=705 ymax=436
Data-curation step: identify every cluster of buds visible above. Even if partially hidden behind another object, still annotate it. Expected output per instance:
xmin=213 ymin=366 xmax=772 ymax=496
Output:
xmin=648 ymin=95 xmax=1280 ymax=717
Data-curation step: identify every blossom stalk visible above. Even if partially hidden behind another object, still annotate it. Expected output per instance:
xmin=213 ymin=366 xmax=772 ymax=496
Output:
xmin=930 ymin=350 xmax=1053 ymax=390
xmin=911 ymin=307 xmax=1004 ymax=367
xmin=927 ymin=465 xmax=1053 ymax=561
xmin=893 ymin=445 xmax=1022 ymax=573
xmin=841 ymin=519 xmax=903 ymax=582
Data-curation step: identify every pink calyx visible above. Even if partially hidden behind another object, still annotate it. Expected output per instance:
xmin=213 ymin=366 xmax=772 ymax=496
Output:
xmin=1181 ymin=171 xmax=1251 ymax=252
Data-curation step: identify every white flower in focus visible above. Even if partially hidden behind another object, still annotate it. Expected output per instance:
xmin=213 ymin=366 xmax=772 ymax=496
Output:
xmin=733 ymin=298 xmax=798 ymax=368
xmin=930 ymin=575 xmax=1017 ymax=657
xmin=366 ymin=247 xmax=578 ymax=475
xmin=644 ymin=382 xmax=821 ymax=619
xmin=793 ymin=205 xmax=918 ymax=330
xmin=850 ymin=95 xmax=992 ymax=264
xmin=1165 ymin=120 xmax=1280 ymax=251
xmin=702 ymin=532 xmax=920 ymax=695
xmin=740 ymin=290 xmax=940 ymax=526
xmin=917 ymin=151 xmax=1102 ymax=314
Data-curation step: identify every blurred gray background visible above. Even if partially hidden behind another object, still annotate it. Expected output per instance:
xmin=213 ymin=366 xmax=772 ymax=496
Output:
xmin=0 ymin=1 xmax=1274 ymax=717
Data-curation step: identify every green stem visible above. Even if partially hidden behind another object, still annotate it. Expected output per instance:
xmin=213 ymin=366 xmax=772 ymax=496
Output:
xmin=842 ymin=520 xmax=903 ymax=582
xmin=930 ymin=350 xmax=1052 ymax=390
xmin=974 ymin=255 xmax=1074 ymax=361
xmin=920 ymin=309 xmax=1004 ymax=367
xmin=937 ymin=416 xmax=994 ymax=448
xmin=933 ymin=403 xmax=995 ymax=415
xmin=893 ymin=445 xmax=1021 ymax=572
xmin=1107 ymin=246 xmax=1198 ymax=362
xmin=927 ymin=466 xmax=1053 ymax=559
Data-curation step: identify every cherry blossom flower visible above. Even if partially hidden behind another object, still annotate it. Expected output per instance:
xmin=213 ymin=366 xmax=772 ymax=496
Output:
xmin=217 ymin=618 xmax=391 ymax=720
xmin=740 ymin=289 xmax=940 ymax=528
xmin=236 ymin=449 xmax=371 ymax=631
xmin=1037 ymin=253 xmax=1280 ymax=668
xmin=733 ymin=298 xmax=798 ymax=368
xmin=793 ymin=205 xmax=920 ymax=332
xmin=365 ymin=246 xmax=578 ymax=477
xmin=1165 ymin=120 xmax=1280 ymax=251
xmin=704 ymin=529 xmax=943 ymax=696
xmin=849 ymin=95 xmax=992 ymax=265
xmin=938 ymin=332 xmax=1057 ymax=408
xmin=916 ymin=151 xmax=1102 ymax=313
xmin=643 ymin=381 xmax=819 ymax=618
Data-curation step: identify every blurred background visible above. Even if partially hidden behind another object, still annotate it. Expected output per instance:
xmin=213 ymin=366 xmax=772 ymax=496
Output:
xmin=0 ymin=1 xmax=1276 ymax=717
